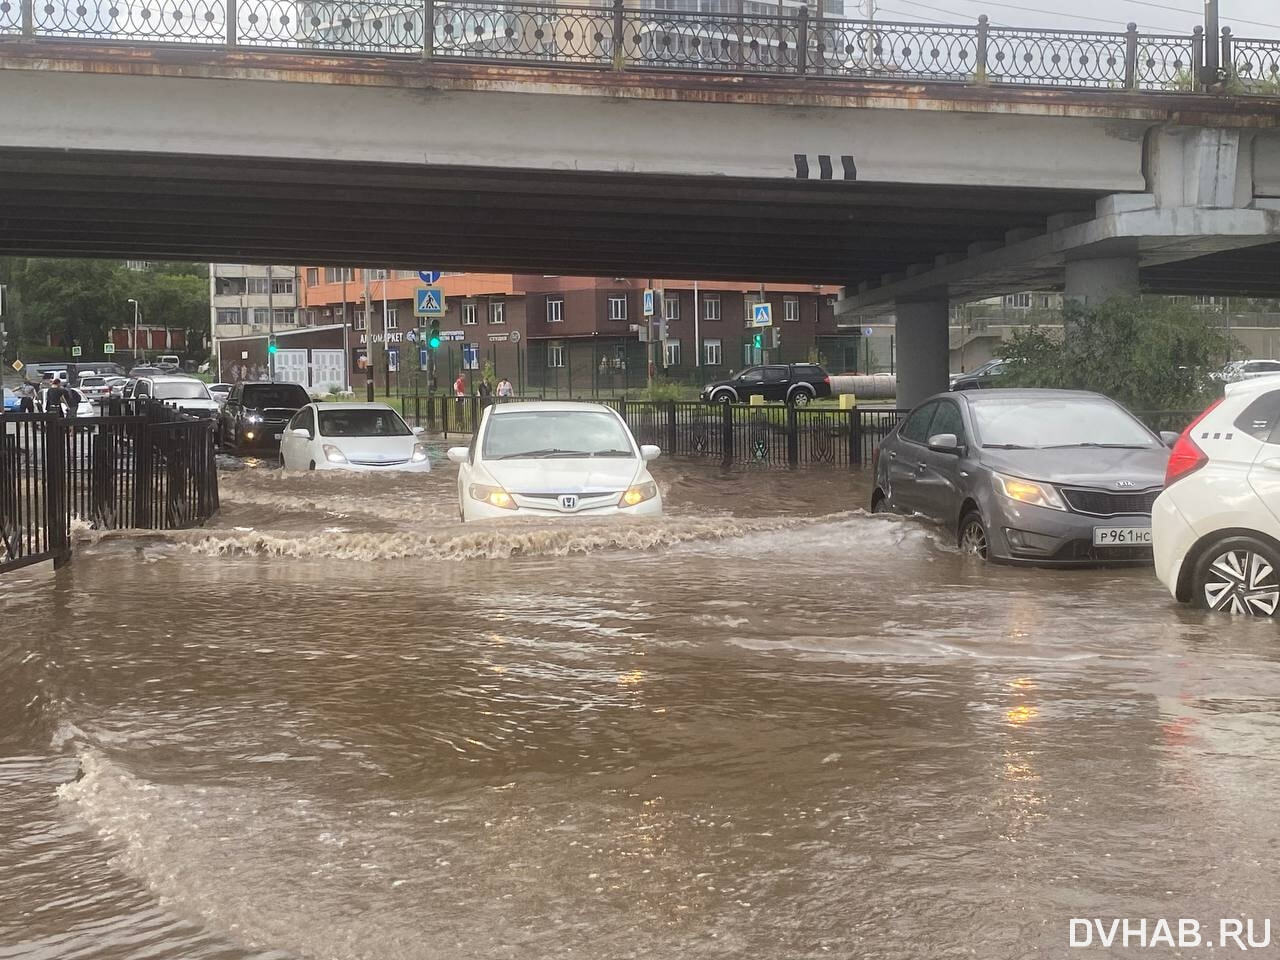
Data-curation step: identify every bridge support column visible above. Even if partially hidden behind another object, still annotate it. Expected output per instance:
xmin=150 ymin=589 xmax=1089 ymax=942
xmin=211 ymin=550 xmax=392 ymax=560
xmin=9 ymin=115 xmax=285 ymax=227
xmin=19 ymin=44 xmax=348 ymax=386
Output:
xmin=894 ymin=298 xmax=950 ymax=410
xmin=1064 ymin=254 xmax=1139 ymax=305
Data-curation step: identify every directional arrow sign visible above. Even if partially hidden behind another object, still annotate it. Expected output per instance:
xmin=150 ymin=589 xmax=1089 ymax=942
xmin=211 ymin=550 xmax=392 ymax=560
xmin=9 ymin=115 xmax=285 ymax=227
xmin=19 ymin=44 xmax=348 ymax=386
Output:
xmin=418 ymin=270 xmax=442 ymax=285
xmin=751 ymin=303 xmax=772 ymax=327
xmin=414 ymin=287 xmax=446 ymax=317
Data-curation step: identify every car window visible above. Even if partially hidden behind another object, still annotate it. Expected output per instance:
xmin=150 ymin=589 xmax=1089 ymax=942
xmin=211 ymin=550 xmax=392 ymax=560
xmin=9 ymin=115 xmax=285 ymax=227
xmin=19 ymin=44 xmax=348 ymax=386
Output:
xmin=243 ymin=384 xmax=310 ymax=408
xmin=899 ymin=402 xmax=939 ymax=444
xmin=1235 ymin=391 xmax=1280 ymax=442
xmin=737 ymin=368 xmax=764 ymax=383
xmin=318 ymin=408 xmax=409 ymax=438
xmin=764 ymin=366 xmax=789 ymax=381
xmin=928 ymin=401 xmax=965 ymax=442
xmin=228 ymin=385 xmax=241 ymax=403
xmin=134 ymin=380 xmax=151 ymax=397
xmin=153 ymin=381 xmax=210 ymax=401
xmin=287 ymin=408 xmax=310 ymax=433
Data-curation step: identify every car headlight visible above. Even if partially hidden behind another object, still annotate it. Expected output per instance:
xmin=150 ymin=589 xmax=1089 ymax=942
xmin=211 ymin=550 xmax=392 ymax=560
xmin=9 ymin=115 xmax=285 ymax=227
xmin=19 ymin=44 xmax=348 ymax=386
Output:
xmin=992 ymin=472 xmax=1065 ymax=511
xmin=469 ymin=483 xmax=516 ymax=510
xmin=411 ymin=443 xmax=429 ymax=463
xmin=244 ymin=413 xmax=263 ymax=424
xmin=621 ymin=481 xmax=658 ymax=507
xmin=322 ymin=444 xmax=347 ymax=464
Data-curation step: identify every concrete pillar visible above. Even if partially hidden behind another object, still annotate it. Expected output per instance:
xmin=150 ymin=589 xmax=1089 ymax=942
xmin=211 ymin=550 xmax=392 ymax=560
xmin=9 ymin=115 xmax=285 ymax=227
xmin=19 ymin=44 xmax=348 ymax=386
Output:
xmin=1064 ymin=255 xmax=1139 ymax=305
xmin=894 ymin=298 xmax=950 ymax=410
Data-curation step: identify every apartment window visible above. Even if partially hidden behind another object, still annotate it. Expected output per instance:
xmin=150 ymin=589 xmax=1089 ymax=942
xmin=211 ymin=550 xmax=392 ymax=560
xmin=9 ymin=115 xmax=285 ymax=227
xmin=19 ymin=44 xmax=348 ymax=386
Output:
xmin=664 ymin=339 xmax=681 ymax=367
xmin=608 ymin=296 xmax=627 ymax=321
xmin=253 ymin=307 xmax=270 ymax=324
xmin=396 ymin=269 xmax=419 ymax=279
xmin=547 ymin=297 xmax=564 ymax=323
xmin=703 ymin=294 xmax=721 ymax=321
xmin=354 ymin=309 xmax=367 ymax=331
xmin=703 ymin=338 xmax=722 ymax=366
xmin=489 ymin=299 xmax=506 ymax=324
xmin=368 ymin=268 xmax=388 ymax=280
xmin=247 ymin=277 xmax=269 ymax=295
xmin=462 ymin=302 xmax=478 ymax=325
xmin=783 ymin=296 xmax=800 ymax=321
xmin=215 ymin=308 xmax=243 ymax=325
xmin=664 ymin=293 xmax=680 ymax=321
xmin=1004 ymin=293 xmax=1032 ymax=309
xmin=384 ymin=305 xmax=399 ymax=329
xmin=306 ymin=268 xmax=319 ymax=286
xmin=273 ymin=308 xmax=295 ymax=326
xmin=124 ymin=260 xmax=151 ymax=272
xmin=547 ymin=343 xmax=565 ymax=368
xmin=272 ymin=277 xmax=294 ymax=295
xmin=325 ymin=267 xmax=355 ymax=283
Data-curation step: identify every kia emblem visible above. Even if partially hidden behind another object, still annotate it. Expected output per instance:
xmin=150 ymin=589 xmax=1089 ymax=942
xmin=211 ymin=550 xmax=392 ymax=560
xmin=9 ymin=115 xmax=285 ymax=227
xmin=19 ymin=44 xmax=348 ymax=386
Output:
xmin=1115 ymin=480 xmax=1136 ymax=488
xmin=559 ymin=495 xmax=578 ymax=510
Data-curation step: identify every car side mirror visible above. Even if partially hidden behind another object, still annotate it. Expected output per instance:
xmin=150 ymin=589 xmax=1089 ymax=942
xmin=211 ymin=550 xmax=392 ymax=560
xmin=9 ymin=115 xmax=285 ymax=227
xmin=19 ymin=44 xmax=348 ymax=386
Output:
xmin=927 ymin=433 xmax=963 ymax=455
xmin=446 ymin=446 xmax=469 ymax=464
xmin=290 ymin=428 xmax=311 ymax=439
xmin=640 ymin=444 xmax=661 ymax=461
xmin=1160 ymin=431 xmax=1180 ymax=448
xmin=411 ymin=425 xmax=426 ymax=435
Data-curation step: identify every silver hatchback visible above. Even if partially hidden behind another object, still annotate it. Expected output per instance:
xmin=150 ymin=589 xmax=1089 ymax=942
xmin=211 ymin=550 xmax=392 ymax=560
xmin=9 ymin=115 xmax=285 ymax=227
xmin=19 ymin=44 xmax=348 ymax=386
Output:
xmin=871 ymin=389 xmax=1173 ymax=564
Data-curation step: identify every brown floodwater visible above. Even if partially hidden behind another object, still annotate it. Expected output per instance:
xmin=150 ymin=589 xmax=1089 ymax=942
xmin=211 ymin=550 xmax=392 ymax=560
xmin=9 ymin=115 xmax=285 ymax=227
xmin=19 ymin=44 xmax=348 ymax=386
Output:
xmin=2 ymin=453 xmax=1277 ymax=959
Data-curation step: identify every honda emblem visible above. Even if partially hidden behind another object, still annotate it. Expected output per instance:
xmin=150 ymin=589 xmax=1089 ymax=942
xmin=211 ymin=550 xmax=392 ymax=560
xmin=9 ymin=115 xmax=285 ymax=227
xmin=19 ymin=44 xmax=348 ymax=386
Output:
xmin=559 ymin=495 xmax=578 ymax=510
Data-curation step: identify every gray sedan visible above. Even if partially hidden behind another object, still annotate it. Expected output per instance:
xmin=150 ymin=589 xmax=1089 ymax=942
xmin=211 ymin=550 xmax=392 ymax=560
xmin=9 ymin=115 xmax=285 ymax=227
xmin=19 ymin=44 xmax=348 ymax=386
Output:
xmin=871 ymin=389 xmax=1173 ymax=564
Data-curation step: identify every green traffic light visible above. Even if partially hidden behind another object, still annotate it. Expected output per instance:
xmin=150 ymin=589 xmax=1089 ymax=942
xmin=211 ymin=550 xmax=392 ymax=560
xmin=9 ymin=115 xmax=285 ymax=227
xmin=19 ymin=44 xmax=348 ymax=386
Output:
xmin=753 ymin=334 xmax=763 ymax=349
xmin=268 ymin=342 xmax=278 ymax=354
xmin=428 ymin=335 xmax=441 ymax=349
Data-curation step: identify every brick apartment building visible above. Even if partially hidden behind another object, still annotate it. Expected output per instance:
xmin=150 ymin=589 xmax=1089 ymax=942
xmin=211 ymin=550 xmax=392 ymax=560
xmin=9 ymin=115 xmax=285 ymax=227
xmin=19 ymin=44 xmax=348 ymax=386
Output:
xmin=295 ymin=269 xmax=854 ymax=394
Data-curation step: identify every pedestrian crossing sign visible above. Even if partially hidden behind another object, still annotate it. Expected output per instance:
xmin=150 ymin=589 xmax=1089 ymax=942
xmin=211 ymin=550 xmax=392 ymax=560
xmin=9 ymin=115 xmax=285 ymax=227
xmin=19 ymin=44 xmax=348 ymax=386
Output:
xmin=751 ymin=303 xmax=772 ymax=326
xmin=415 ymin=286 xmax=446 ymax=317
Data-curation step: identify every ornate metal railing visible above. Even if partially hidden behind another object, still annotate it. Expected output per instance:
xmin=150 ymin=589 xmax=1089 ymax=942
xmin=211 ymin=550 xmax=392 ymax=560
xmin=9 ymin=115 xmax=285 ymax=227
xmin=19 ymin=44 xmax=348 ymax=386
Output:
xmin=1 ymin=0 xmax=1278 ymax=97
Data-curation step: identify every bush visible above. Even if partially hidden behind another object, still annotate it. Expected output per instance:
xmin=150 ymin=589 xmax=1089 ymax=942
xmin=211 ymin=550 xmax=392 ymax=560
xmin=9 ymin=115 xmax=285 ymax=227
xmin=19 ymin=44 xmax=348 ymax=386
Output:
xmin=998 ymin=298 xmax=1235 ymax=411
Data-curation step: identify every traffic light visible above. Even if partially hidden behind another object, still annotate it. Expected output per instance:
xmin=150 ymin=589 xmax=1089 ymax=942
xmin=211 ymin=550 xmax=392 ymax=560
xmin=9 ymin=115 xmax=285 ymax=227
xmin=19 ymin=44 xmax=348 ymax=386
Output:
xmin=428 ymin=317 xmax=441 ymax=350
xmin=752 ymin=332 xmax=763 ymax=350
xmin=267 ymin=337 xmax=278 ymax=355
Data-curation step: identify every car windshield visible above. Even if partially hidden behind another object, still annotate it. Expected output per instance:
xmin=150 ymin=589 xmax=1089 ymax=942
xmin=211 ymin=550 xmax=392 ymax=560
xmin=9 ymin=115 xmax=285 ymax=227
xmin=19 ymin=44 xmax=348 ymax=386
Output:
xmin=483 ymin=410 xmax=634 ymax=459
xmin=79 ymin=377 xmax=105 ymax=387
xmin=318 ymin=409 xmax=411 ymax=438
xmin=971 ymin=396 xmax=1155 ymax=449
xmin=153 ymin=381 xmax=211 ymax=401
xmin=244 ymin=385 xmax=309 ymax=408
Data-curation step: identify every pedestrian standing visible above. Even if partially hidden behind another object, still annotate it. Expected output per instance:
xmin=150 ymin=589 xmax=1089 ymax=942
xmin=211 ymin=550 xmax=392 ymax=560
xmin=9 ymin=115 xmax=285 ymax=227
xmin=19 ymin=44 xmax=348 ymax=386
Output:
xmin=477 ymin=378 xmax=493 ymax=411
xmin=44 ymin=378 xmax=69 ymax=417
xmin=496 ymin=377 xmax=513 ymax=399
xmin=17 ymin=380 xmax=36 ymax=413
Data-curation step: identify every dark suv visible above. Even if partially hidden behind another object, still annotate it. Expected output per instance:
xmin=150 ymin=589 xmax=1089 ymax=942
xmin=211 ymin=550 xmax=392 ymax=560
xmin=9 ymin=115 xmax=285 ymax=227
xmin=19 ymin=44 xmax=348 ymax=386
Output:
xmin=701 ymin=363 xmax=832 ymax=406
xmin=218 ymin=381 xmax=311 ymax=452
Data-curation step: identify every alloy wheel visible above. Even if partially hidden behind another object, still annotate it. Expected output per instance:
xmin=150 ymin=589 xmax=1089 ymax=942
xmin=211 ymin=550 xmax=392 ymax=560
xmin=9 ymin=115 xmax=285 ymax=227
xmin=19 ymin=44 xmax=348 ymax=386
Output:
xmin=1202 ymin=549 xmax=1280 ymax=616
xmin=791 ymin=391 xmax=812 ymax=406
xmin=959 ymin=517 xmax=988 ymax=559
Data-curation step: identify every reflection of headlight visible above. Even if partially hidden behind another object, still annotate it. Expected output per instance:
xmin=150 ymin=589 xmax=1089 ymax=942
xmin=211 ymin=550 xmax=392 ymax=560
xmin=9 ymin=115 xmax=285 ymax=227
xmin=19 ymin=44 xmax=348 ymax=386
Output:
xmin=411 ymin=443 xmax=429 ymax=463
xmin=244 ymin=413 xmax=263 ymax=424
xmin=322 ymin=444 xmax=347 ymax=464
xmin=993 ymin=472 xmax=1065 ymax=511
xmin=469 ymin=483 xmax=516 ymax=509
xmin=621 ymin=481 xmax=658 ymax=507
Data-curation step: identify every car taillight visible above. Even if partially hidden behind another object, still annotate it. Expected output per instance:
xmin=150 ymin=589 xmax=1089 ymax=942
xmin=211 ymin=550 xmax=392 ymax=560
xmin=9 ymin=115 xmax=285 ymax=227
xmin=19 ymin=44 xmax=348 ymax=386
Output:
xmin=1164 ymin=397 xmax=1223 ymax=487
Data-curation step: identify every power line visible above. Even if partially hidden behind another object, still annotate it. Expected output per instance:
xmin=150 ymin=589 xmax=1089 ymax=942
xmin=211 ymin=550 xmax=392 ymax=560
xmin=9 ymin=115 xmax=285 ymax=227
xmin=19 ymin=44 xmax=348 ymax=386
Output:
xmin=895 ymin=0 xmax=1184 ymax=32
xmin=881 ymin=0 xmax=994 ymax=23
xmin=1116 ymin=0 xmax=1280 ymax=32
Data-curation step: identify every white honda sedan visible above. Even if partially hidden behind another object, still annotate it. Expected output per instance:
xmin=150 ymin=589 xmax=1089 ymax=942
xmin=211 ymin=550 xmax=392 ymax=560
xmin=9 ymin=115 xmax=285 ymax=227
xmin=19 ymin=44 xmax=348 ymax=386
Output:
xmin=447 ymin=402 xmax=662 ymax=521
xmin=280 ymin=403 xmax=431 ymax=472
xmin=1153 ymin=378 xmax=1280 ymax=616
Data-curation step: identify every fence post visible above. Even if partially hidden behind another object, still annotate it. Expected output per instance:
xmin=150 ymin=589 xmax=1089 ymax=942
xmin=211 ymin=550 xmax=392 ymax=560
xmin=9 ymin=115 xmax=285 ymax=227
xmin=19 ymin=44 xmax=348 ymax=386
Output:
xmin=133 ymin=418 xmax=153 ymax=528
xmin=796 ymin=5 xmax=808 ymax=76
xmin=851 ymin=407 xmax=863 ymax=465
xmin=44 ymin=419 xmax=70 ymax=567
xmin=612 ymin=0 xmax=625 ymax=71
xmin=413 ymin=394 xmax=421 ymax=427
xmin=1220 ymin=26 xmax=1233 ymax=85
xmin=225 ymin=0 xmax=237 ymax=47
xmin=720 ymin=401 xmax=734 ymax=461
xmin=1122 ymin=21 xmax=1139 ymax=89
xmin=1191 ymin=26 xmax=1205 ymax=90
xmin=666 ymin=400 xmax=677 ymax=455
xmin=974 ymin=14 xmax=988 ymax=84
xmin=21 ymin=0 xmax=34 ymax=38
xmin=422 ymin=0 xmax=434 ymax=59
xmin=786 ymin=404 xmax=799 ymax=466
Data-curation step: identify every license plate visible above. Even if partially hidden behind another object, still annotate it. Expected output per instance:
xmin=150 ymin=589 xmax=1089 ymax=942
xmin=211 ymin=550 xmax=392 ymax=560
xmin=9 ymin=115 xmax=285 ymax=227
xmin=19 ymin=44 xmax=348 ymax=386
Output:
xmin=1093 ymin=526 xmax=1152 ymax=546
xmin=273 ymin=433 xmax=283 ymax=440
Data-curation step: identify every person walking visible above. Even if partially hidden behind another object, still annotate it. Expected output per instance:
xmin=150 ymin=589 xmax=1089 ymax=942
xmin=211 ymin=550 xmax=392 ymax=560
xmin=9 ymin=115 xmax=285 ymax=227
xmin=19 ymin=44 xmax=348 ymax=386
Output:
xmin=44 ymin=378 xmax=69 ymax=417
xmin=477 ymin=377 xmax=493 ymax=412
xmin=17 ymin=380 xmax=36 ymax=413
xmin=453 ymin=372 xmax=466 ymax=421
xmin=496 ymin=377 xmax=513 ymax=399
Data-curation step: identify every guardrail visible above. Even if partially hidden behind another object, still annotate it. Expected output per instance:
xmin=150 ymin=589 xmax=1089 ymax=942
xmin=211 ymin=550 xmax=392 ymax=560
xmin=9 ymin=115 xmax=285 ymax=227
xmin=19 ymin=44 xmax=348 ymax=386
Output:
xmin=1 ymin=0 xmax=1276 ymax=96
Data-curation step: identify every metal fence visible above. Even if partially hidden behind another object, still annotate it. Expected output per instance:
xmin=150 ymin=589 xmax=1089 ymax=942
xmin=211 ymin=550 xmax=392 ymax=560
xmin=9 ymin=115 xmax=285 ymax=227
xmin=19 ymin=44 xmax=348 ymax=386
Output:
xmin=1 ymin=0 xmax=1276 ymax=97
xmin=1 ymin=401 xmax=219 ymax=573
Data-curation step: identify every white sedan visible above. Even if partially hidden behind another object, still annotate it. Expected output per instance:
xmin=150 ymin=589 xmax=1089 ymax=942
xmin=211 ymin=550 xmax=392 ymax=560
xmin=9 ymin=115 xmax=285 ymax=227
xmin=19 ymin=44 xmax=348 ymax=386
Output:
xmin=447 ymin=401 xmax=661 ymax=522
xmin=1153 ymin=378 xmax=1280 ymax=616
xmin=280 ymin=402 xmax=431 ymax=472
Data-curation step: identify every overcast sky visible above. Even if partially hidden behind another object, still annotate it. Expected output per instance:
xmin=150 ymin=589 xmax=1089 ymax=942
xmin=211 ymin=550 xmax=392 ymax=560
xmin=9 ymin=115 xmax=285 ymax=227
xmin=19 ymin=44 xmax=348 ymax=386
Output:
xmin=861 ymin=0 xmax=1280 ymax=39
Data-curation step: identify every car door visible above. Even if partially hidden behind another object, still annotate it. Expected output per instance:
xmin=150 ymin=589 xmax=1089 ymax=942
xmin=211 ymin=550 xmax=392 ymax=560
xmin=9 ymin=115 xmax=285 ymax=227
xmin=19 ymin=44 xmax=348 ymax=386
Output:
xmin=281 ymin=407 xmax=311 ymax=469
xmin=912 ymin=398 xmax=969 ymax=523
xmin=221 ymin=384 xmax=242 ymax=441
xmin=885 ymin=401 xmax=939 ymax=515
xmin=734 ymin=367 xmax=765 ymax=401
xmin=762 ymin=366 xmax=790 ymax=402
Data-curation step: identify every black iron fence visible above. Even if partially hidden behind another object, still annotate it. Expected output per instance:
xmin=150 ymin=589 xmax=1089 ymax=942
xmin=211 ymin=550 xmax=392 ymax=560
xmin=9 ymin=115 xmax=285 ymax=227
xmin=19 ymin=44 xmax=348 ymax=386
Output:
xmin=1 ymin=0 xmax=1276 ymax=97
xmin=0 ymin=401 xmax=219 ymax=573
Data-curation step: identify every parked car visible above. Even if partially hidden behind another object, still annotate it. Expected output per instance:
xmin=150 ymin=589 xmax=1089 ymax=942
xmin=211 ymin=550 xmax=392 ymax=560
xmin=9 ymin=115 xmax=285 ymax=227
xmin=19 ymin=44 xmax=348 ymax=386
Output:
xmin=208 ymin=383 xmax=233 ymax=405
xmin=76 ymin=374 xmax=112 ymax=405
xmin=218 ymin=381 xmax=311 ymax=453
xmin=129 ymin=365 xmax=162 ymax=378
xmin=871 ymin=389 xmax=1174 ymax=564
xmin=132 ymin=375 xmax=220 ymax=420
xmin=156 ymin=355 xmax=181 ymax=371
xmin=448 ymin=401 xmax=662 ymax=521
xmin=700 ymin=363 xmax=832 ymax=405
xmin=950 ymin=357 xmax=1011 ymax=391
xmin=2 ymin=387 xmax=19 ymax=413
xmin=1221 ymin=359 xmax=1280 ymax=384
xmin=1152 ymin=379 xmax=1280 ymax=616
xmin=281 ymin=403 xmax=430 ymax=472
xmin=104 ymin=376 xmax=130 ymax=398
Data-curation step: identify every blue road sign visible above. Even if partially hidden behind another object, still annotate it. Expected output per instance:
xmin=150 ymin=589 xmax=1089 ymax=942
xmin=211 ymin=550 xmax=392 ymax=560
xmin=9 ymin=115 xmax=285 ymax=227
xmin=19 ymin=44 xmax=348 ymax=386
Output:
xmin=751 ymin=303 xmax=772 ymax=327
xmin=414 ymin=287 xmax=446 ymax=317
xmin=418 ymin=270 xmax=442 ymax=285
xmin=643 ymin=289 xmax=655 ymax=317
xmin=462 ymin=344 xmax=479 ymax=370
xmin=405 ymin=328 xmax=418 ymax=342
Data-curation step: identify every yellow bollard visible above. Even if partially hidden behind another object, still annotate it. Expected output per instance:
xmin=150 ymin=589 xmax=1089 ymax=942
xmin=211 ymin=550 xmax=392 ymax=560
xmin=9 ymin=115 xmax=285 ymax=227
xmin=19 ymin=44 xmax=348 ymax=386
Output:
xmin=838 ymin=393 xmax=857 ymax=410
xmin=749 ymin=394 xmax=766 ymax=406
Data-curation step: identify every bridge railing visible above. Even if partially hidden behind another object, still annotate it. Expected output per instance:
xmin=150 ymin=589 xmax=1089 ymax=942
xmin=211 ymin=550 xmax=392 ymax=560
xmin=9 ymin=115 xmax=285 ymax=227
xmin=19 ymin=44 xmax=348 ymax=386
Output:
xmin=2 ymin=0 xmax=1278 ymax=97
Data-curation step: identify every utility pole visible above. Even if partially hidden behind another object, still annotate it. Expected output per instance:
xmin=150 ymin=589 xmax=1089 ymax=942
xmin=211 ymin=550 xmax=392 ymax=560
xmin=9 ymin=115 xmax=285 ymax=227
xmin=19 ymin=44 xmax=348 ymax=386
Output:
xmin=363 ymin=269 xmax=376 ymax=401
xmin=128 ymin=298 xmax=141 ymax=363
xmin=1203 ymin=0 xmax=1220 ymax=85
xmin=267 ymin=264 xmax=275 ymax=381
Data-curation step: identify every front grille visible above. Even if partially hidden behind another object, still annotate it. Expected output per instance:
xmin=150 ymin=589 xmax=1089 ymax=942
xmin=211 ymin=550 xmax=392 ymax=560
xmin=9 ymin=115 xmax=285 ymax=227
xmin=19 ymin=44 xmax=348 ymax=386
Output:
xmin=1052 ymin=540 xmax=1153 ymax=562
xmin=181 ymin=408 xmax=214 ymax=419
xmin=350 ymin=458 xmax=409 ymax=466
xmin=1061 ymin=487 xmax=1161 ymax=517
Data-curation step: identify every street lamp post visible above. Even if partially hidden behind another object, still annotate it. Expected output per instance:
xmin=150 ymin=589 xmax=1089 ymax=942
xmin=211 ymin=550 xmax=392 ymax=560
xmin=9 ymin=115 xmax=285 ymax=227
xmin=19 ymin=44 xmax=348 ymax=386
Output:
xmin=127 ymin=298 xmax=141 ymax=363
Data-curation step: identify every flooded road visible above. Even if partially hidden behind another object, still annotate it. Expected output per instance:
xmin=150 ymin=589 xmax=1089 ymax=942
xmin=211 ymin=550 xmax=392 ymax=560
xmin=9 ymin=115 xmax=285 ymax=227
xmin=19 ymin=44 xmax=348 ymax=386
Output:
xmin=2 ymin=455 xmax=1277 ymax=959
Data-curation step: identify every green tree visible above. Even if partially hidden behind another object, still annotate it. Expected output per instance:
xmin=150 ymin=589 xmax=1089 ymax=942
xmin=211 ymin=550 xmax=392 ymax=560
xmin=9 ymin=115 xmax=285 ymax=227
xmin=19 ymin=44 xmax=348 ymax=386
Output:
xmin=15 ymin=258 xmax=126 ymax=355
xmin=998 ymin=298 xmax=1235 ymax=411
xmin=131 ymin=270 xmax=210 ymax=358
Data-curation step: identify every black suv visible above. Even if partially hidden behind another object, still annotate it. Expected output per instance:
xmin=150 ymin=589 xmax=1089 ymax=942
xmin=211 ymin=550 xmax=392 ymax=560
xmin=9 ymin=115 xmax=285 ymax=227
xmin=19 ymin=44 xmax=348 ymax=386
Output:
xmin=701 ymin=363 xmax=832 ymax=406
xmin=218 ymin=381 xmax=311 ymax=452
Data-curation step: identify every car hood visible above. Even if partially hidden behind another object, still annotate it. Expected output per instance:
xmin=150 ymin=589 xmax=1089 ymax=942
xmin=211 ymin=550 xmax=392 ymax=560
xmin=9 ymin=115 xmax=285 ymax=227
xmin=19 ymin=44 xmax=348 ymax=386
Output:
xmin=482 ymin=458 xmax=640 ymax=494
xmin=979 ymin=446 xmax=1169 ymax=488
xmin=323 ymin=436 xmax=419 ymax=462
xmin=162 ymin=398 xmax=219 ymax=411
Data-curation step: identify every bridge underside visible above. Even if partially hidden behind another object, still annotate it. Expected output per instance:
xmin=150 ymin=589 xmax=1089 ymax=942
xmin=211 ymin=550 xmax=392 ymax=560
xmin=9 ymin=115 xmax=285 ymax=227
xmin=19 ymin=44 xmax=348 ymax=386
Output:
xmin=0 ymin=148 xmax=1106 ymax=285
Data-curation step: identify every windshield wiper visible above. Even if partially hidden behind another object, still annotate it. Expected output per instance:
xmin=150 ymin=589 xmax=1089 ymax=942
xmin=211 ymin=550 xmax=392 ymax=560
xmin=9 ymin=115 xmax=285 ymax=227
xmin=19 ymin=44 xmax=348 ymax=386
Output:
xmin=981 ymin=443 xmax=1034 ymax=449
xmin=589 ymin=449 xmax=634 ymax=458
xmin=1043 ymin=442 xmax=1150 ymax=449
xmin=493 ymin=449 xmax=591 ymax=460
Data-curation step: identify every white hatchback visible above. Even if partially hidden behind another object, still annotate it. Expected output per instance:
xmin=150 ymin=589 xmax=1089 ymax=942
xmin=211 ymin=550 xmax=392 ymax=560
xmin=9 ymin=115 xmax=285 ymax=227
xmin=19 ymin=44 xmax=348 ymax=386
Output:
xmin=280 ymin=403 xmax=431 ymax=472
xmin=1153 ymin=378 xmax=1280 ymax=616
xmin=447 ymin=402 xmax=661 ymax=521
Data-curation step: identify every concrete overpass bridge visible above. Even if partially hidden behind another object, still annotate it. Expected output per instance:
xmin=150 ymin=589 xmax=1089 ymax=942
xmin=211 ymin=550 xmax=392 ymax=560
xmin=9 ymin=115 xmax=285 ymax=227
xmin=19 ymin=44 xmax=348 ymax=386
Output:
xmin=1 ymin=0 xmax=1279 ymax=402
